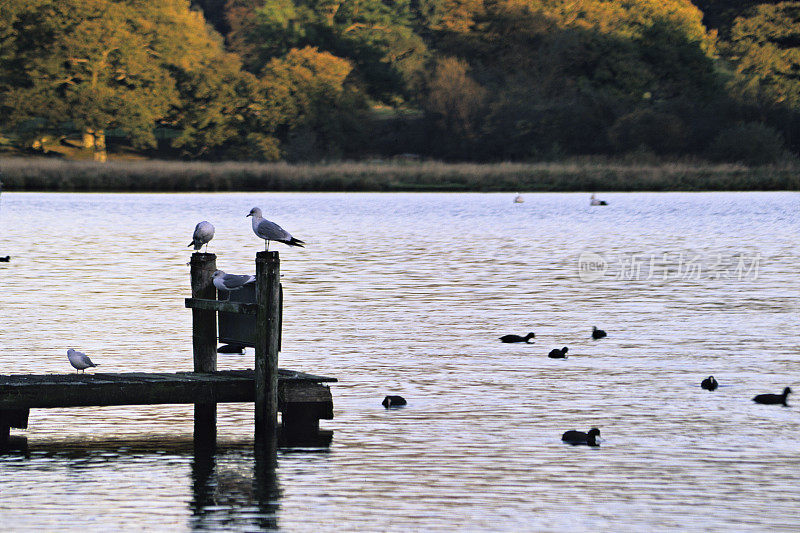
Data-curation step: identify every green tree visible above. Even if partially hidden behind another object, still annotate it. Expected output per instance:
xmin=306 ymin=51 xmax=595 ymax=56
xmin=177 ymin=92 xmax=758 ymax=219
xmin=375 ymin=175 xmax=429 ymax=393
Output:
xmin=422 ymin=56 xmax=486 ymax=157
xmin=421 ymin=0 xmax=721 ymax=158
xmin=262 ymin=46 xmax=368 ymax=159
xmin=170 ymin=52 xmax=284 ymax=160
xmin=0 ymin=0 xmax=236 ymax=160
xmin=724 ymin=2 xmax=800 ymax=110
xmin=417 ymin=0 xmax=484 ymax=34
xmin=608 ymin=109 xmax=686 ymax=154
xmin=234 ymin=0 xmax=428 ymax=103
xmin=707 ymin=121 xmax=787 ymax=164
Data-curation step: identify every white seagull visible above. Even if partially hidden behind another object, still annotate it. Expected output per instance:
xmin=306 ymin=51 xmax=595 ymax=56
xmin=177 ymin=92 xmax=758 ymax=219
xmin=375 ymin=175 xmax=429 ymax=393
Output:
xmin=213 ymin=270 xmax=256 ymax=293
xmin=246 ymin=207 xmax=305 ymax=251
xmin=590 ymin=194 xmax=608 ymax=206
xmin=67 ymin=349 xmax=99 ymax=374
xmin=188 ymin=221 xmax=215 ymax=252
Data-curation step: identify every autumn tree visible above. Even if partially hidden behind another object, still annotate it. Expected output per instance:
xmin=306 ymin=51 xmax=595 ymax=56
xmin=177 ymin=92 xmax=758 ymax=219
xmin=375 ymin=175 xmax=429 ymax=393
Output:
xmin=169 ymin=52 xmax=284 ymax=160
xmin=419 ymin=0 xmax=722 ymax=158
xmin=0 ymin=0 xmax=238 ymax=160
xmin=234 ymin=0 xmax=428 ymax=103
xmin=724 ymin=2 xmax=800 ymax=110
xmin=261 ymin=46 xmax=368 ymax=159
xmin=422 ymin=57 xmax=486 ymax=156
xmin=417 ymin=0 xmax=484 ymax=34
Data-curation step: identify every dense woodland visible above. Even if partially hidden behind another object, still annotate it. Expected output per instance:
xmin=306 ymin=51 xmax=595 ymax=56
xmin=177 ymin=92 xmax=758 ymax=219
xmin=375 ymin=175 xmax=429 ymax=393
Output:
xmin=1 ymin=0 xmax=799 ymax=164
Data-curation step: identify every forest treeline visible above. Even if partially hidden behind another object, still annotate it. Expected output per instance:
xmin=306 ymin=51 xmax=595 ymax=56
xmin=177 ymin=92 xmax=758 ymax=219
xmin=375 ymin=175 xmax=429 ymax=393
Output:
xmin=1 ymin=0 xmax=799 ymax=164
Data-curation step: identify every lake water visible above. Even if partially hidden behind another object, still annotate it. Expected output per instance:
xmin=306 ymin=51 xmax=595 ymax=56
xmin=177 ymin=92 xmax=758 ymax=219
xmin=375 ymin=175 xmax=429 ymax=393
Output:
xmin=0 ymin=191 xmax=798 ymax=531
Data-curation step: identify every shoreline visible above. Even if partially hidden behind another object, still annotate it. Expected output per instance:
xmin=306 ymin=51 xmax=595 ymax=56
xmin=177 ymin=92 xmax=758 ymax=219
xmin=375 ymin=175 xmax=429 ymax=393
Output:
xmin=1 ymin=157 xmax=798 ymax=192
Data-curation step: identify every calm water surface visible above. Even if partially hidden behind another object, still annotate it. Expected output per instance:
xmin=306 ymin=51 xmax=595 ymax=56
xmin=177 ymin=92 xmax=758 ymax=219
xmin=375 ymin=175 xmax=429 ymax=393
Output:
xmin=0 ymin=191 xmax=798 ymax=531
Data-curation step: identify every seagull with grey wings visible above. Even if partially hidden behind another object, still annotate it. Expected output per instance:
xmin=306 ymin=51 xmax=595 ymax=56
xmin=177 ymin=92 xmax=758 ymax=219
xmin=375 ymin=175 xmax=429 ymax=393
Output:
xmin=189 ymin=221 xmax=215 ymax=252
xmin=67 ymin=349 xmax=99 ymax=374
xmin=213 ymin=270 xmax=256 ymax=296
xmin=246 ymin=207 xmax=305 ymax=250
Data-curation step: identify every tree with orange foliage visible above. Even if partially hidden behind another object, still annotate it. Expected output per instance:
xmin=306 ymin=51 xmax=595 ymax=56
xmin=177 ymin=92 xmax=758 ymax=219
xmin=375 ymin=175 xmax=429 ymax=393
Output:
xmin=262 ymin=46 xmax=368 ymax=159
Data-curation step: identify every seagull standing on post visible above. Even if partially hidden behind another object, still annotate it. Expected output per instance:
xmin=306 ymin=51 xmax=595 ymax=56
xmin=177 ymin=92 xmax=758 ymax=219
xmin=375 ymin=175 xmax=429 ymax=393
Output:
xmin=189 ymin=221 xmax=215 ymax=252
xmin=247 ymin=207 xmax=305 ymax=251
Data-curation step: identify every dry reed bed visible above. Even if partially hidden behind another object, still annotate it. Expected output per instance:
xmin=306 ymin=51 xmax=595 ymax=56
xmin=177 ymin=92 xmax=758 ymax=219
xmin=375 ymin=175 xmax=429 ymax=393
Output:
xmin=0 ymin=158 xmax=797 ymax=191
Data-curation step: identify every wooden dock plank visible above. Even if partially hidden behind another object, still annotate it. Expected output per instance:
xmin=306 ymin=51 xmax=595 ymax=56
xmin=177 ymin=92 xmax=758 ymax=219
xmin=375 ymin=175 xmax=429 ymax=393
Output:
xmin=0 ymin=369 xmax=336 ymax=386
xmin=0 ymin=370 xmax=334 ymax=417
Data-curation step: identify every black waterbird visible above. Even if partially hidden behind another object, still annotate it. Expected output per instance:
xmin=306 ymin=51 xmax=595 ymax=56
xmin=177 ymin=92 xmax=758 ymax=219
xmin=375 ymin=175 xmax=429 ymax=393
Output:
xmin=548 ymin=347 xmax=569 ymax=358
xmin=382 ymin=395 xmax=407 ymax=408
xmin=753 ymin=387 xmax=791 ymax=406
xmin=562 ymin=428 xmax=600 ymax=446
xmin=591 ymin=326 xmax=607 ymax=339
xmin=701 ymin=376 xmax=718 ymax=391
xmin=500 ymin=332 xmax=535 ymax=343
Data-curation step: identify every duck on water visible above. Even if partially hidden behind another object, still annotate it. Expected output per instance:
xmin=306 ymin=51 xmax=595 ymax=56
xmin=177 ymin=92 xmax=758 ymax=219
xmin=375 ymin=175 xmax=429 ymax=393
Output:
xmin=701 ymin=376 xmax=718 ymax=391
xmin=382 ymin=395 xmax=407 ymax=408
xmin=562 ymin=428 xmax=600 ymax=446
xmin=500 ymin=332 xmax=535 ymax=343
xmin=548 ymin=347 xmax=569 ymax=358
xmin=753 ymin=387 xmax=791 ymax=406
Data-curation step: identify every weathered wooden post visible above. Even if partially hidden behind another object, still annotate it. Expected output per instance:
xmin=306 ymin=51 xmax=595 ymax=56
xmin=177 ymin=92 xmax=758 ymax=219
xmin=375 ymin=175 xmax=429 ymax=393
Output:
xmin=190 ymin=252 xmax=217 ymax=445
xmin=254 ymin=251 xmax=281 ymax=443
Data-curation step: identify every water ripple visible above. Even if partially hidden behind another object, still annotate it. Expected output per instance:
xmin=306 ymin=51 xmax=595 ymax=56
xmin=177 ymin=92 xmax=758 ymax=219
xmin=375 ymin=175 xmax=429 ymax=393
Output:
xmin=0 ymin=191 xmax=798 ymax=531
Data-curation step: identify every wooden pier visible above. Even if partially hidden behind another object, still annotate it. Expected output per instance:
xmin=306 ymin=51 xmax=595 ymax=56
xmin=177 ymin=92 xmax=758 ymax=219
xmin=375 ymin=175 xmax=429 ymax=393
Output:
xmin=0 ymin=251 xmax=336 ymax=451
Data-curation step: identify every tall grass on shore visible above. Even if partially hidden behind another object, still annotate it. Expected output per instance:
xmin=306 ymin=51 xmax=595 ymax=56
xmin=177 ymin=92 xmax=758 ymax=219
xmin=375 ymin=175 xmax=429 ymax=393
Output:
xmin=0 ymin=157 xmax=798 ymax=192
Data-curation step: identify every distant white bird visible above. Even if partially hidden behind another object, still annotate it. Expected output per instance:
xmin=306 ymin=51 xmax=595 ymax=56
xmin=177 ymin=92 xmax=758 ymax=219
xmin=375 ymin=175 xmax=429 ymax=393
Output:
xmin=246 ymin=207 xmax=305 ymax=251
xmin=213 ymin=270 xmax=256 ymax=293
xmin=590 ymin=194 xmax=608 ymax=206
xmin=67 ymin=349 xmax=99 ymax=374
xmin=188 ymin=221 xmax=215 ymax=252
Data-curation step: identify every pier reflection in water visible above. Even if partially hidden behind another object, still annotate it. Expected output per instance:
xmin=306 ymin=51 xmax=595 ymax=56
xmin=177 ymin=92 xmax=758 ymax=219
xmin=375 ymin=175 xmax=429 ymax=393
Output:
xmin=3 ymin=435 xmax=333 ymax=532
xmin=190 ymin=439 xmax=281 ymax=532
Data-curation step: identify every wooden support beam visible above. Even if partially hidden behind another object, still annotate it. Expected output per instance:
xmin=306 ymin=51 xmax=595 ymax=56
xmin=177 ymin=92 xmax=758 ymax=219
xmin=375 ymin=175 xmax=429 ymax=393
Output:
xmin=184 ymin=298 xmax=259 ymax=315
xmin=255 ymin=251 xmax=281 ymax=442
xmin=190 ymin=252 xmax=217 ymax=445
xmin=280 ymin=382 xmax=333 ymax=442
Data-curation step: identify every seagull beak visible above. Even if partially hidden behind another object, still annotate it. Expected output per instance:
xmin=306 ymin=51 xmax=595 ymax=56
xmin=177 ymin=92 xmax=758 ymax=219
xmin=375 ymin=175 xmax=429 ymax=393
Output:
xmin=246 ymin=213 xmax=251 ymax=217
